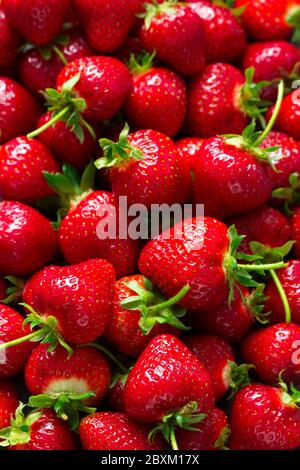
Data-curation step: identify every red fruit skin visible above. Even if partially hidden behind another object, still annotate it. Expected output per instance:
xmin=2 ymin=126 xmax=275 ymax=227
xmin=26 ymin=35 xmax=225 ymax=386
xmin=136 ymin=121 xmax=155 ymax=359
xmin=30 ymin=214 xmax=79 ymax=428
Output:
xmin=0 ymin=278 xmax=7 ymax=301
xmin=184 ymin=335 xmax=235 ymax=401
xmin=230 ymin=383 xmax=300 ymax=450
xmin=242 ymin=323 xmax=300 ymax=385
xmin=123 ymin=67 xmax=187 ymax=137
xmin=0 ymin=77 xmax=41 ymax=144
xmin=2 ymin=0 xmax=69 ymax=47
xmin=176 ymin=137 xmax=204 ymax=173
xmin=176 ymin=407 xmax=229 ymax=451
xmin=116 ymin=37 xmax=143 ymax=63
xmin=73 ymin=0 xmax=144 ymax=53
xmin=291 ymin=209 xmax=300 ymax=258
xmin=23 ymin=259 xmax=115 ymax=345
xmin=0 ymin=380 xmax=19 ymax=429
xmin=236 ymin=0 xmax=300 ymax=41
xmin=267 ymin=90 xmax=300 ymax=141
xmin=109 ymin=130 xmax=191 ymax=208
xmin=227 ymin=205 xmax=292 ymax=253
xmin=79 ymin=412 xmax=162 ymax=450
xmin=37 ymin=111 xmax=97 ymax=171
xmin=56 ymin=56 xmax=132 ymax=122
xmin=11 ymin=409 xmax=77 ymax=450
xmin=261 ymin=131 xmax=300 ymax=189
xmin=188 ymin=287 xmax=253 ymax=343
xmin=0 ymin=201 xmax=58 ymax=277
xmin=108 ymin=379 xmax=126 ymax=412
xmin=185 ymin=63 xmax=247 ymax=138
xmin=0 ymin=7 xmax=21 ymax=75
xmin=139 ymin=5 xmax=205 ymax=77
xmin=124 ymin=334 xmax=215 ymax=423
xmin=25 ymin=344 xmax=111 ymax=406
xmin=0 ymin=137 xmax=60 ymax=203
xmin=187 ymin=1 xmax=247 ymax=64
xmin=58 ymin=191 xmax=140 ymax=279
xmin=19 ymin=29 xmax=95 ymax=98
xmin=0 ymin=305 xmax=34 ymax=378
xmin=193 ymin=138 xmax=273 ymax=219
xmin=104 ymin=275 xmax=179 ymax=358
xmin=264 ymin=261 xmax=300 ymax=324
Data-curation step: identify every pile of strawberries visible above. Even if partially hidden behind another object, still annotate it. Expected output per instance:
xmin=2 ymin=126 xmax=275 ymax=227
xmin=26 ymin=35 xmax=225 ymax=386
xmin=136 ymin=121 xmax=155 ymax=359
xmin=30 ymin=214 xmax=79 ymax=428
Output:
xmin=1 ymin=0 xmax=300 ymax=452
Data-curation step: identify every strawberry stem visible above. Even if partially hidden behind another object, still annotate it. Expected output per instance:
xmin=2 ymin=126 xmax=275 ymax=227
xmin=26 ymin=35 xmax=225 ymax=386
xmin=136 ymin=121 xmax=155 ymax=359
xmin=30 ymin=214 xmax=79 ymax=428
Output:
xmin=27 ymin=106 xmax=71 ymax=139
xmin=150 ymin=285 xmax=189 ymax=313
xmin=52 ymin=45 xmax=67 ymax=65
xmin=82 ymin=343 xmax=128 ymax=374
xmin=170 ymin=428 xmax=179 ymax=451
xmin=270 ymin=269 xmax=291 ymax=323
xmin=0 ymin=330 xmax=41 ymax=350
xmin=237 ymin=261 xmax=287 ymax=271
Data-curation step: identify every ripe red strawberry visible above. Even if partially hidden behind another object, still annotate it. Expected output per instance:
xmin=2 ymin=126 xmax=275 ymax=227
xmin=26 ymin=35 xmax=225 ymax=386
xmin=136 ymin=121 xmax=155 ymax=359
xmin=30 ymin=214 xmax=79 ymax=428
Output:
xmin=0 ymin=278 xmax=7 ymax=301
xmin=108 ymin=374 xmax=128 ymax=412
xmin=19 ymin=29 xmax=95 ymax=98
xmin=176 ymin=407 xmax=229 ymax=451
xmin=73 ymin=0 xmax=144 ymax=53
xmin=0 ymin=305 xmax=34 ymax=378
xmin=0 ymin=6 xmax=21 ymax=75
xmin=123 ymin=52 xmax=187 ymax=137
xmin=0 ymin=405 xmax=77 ymax=450
xmin=79 ymin=412 xmax=163 ymax=450
xmin=95 ymin=126 xmax=191 ymax=208
xmin=291 ymin=208 xmax=300 ymax=258
xmin=176 ymin=137 xmax=204 ymax=174
xmin=139 ymin=1 xmax=205 ymax=77
xmin=104 ymin=274 xmax=189 ymax=358
xmin=25 ymin=344 xmax=111 ymax=429
xmin=0 ymin=137 xmax=60 ymax=203
xmin=0 ymin=77 xmax=41 ymax=144
xmin=0 ymin=201 xmax=58 ymax=276
xmin=184 ymin=334 xmax=252 ymax=401
xmin=2 ymin=0 xmax=70 ymax=47
xmin=124 ymin=334 xmax=214 ymax=449
xmin=0 ymin=380 xmax=19 ymax=429
xmin=242 ymin=322 xmax=300 ymax=384
xmin=229 ymin=382 xmax=300 ymax=450
xmin=187 ymin=1 xmax=247 ymax=64
xmin=228 ymin=205 xmax=292 ymax=253
xmin=236 ymin=0 xmax=300 ymax=41
xmin=267 ymin=89 xmax=300 ymax=140
xmin=264 ymin=261 xmax=300 ymax=324
xmin=20 ymin=258 xmax=115 ymax=346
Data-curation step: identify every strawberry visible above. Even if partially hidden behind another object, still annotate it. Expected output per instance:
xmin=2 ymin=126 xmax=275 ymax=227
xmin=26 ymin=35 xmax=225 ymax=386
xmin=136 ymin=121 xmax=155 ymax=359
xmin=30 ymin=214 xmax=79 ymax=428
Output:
xmin=0 ymin=201 xmax=58 ymax=276
xmin=187 ymin=1 xmax=247 ymax=64
xmin=123 ymin=52 xmax=187 ymax=137
xmin=264 ymin=261 xmax=300 ymax=324
xmin=0 ymin=380 xmax=19 ymax=429
xmin=236 ymin=0 xmax=300 ymax=42
xmin=25 ymin=344 xmax=111 ymax=429
xmin=0 ymin=278 xmax=7 ymax=301
xmin=95 ymin=125 xmax=191 ymax=209
xmin=139 ymin=1 xmax=205 ymax=77
xmin=73 ymin=0 xmax=144 ymax=53
xmin=291 ymin=206 xmax=300 ymax=257
xmin=0 ymin=404 xmax=77 ymax=449
xmin=108 ymin=373 xmax=128 ymax=412
xmin=184 ymin=334 xmax=252 ymax=401
xmin=229 ymin=382 xmax=300 ymax=450
xmin=0 ymin=6 xmax=21 ymax=75
xmin=104 ymin=274 xmax=189 ymax=358
xmin=242 ymin=323 xmax=300 ymax=385
xmin=18 ymin=29 xmax=95 ymax=98
xmin=0 ymin=77 xmax=41 ymax=144
xmin=267 ymin=89 xmax=300 ymax=140
xmin=2 ymin=0 xmax=70 ymax=47
xmin=0 ymin=305 xmax=34 ymax=378
xmin=0 ymin=136 xmax=60 ymax=203
xmin=79 ymin=412 xmax=163 ymax=450
xmin=124 ymin=334 xmax=215 ymax=449
xmin=17 ymin=258 xmax=115 ymax=347
xmin=176 ymin=407 xmax=229 ymax=451
xmin=176 ymin=137 xmax=204 ymax=174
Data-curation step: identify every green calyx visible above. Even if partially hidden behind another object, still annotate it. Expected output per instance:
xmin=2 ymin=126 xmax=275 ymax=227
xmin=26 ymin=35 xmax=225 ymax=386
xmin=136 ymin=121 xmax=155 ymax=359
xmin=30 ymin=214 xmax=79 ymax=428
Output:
xmin=95 ymin=123 xmax=144 ymax=170
xmin=244 ymin=283 xmax=271 ymax=325
xmin=0 ymin=303 xmax=73 ymax=357
xmin=120 ymin=277 xmax=190 ymax=335
xmin=109 ymin=367 xmax=132 ymax=390
xmin=28 ymin=392 xmax=96 ymax=431
xmin=279 ymin=373 xmax=300 ymax=406
xmin=272 ymin=172 xmax=300 ymax=216
xmin=149 ymin=401 xmax=206 ymax=451
xmin=43 ymin=161 xmax=96 ymax=226
xmin=0 ymin=276 xmax=24 ymax=305
xmin=227 ymin=360 xmax=254 ymax=398
xmin=286 ymin=7 xmax=300 ymax=45
xmin=214 ymin=426 xmax=231 ymax=450
xmin=137 ymin=1 xmax=180 ymax=30
xmin=212 ymin=0 xmax=246 ymax=17
xmin=240 ymin=67 xmax=272 ymax=128
xmin=0 ymin=403 xmax=42 ymax=447
xmin=27 ymin=74 xmax=96 ymax=143
xmin=128 ymin=51 xmax=156 ymax=75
